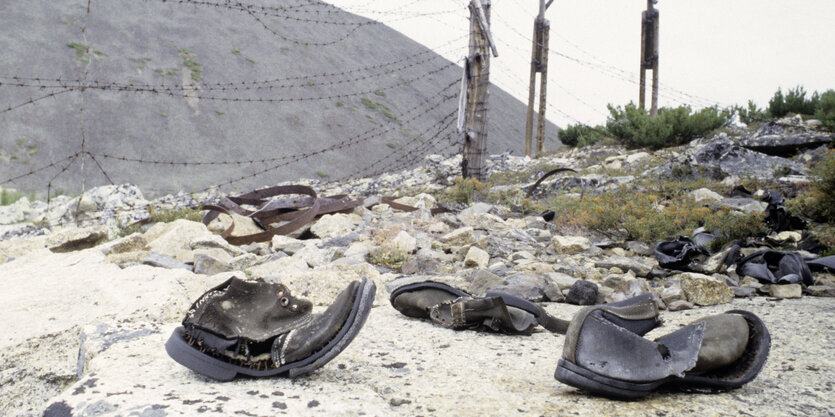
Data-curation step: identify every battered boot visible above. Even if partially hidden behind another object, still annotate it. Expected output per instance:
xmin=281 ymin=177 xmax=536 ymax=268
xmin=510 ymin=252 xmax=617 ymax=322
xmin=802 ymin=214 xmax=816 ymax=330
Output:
xmin=166 ymin=276 xmax=375 ymax=381
xmin=555 ymin=308 xmax=770 ymax=399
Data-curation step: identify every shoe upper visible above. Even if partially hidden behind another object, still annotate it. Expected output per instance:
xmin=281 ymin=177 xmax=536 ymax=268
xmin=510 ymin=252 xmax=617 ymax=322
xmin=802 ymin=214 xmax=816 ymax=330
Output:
xmin=184 ymin=277 xmax=313 ymax=342
xmin=276 ymin=280 xmax=360 ymax=366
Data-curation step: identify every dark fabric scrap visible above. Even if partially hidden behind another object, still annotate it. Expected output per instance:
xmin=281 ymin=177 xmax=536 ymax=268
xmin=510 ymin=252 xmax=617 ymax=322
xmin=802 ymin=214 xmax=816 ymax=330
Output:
xmin=654 ymin=236 xmax=711 ymax=270
xmin=735 ymin=250 xmax=814 ymax=286
xmin=763 ymin=190 xmax=806 ymax=232
xmin=807 ymin=255 xmax=835 ymax=273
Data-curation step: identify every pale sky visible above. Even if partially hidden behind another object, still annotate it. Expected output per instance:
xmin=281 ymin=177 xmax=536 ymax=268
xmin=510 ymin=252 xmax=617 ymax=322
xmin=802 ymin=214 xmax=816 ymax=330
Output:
xmin=328 ymin=0 xmax=835 ymax=127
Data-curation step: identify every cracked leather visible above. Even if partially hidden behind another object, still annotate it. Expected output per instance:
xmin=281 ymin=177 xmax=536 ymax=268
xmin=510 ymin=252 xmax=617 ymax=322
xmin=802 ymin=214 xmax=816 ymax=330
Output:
xmin=184 ymin=277 xmax=313 ymax=342
xmin=573 ymin=311 xmax=704 ymax=382
xmin=277 ymin=280 xmax=359 ymax=365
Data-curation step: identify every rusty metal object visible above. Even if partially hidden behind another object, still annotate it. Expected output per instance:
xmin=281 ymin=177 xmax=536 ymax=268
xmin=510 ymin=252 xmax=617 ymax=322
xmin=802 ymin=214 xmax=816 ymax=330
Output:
xmin=524 ymin=167 xmax=576 ymax=198
xmin=379 ymin=196 xmax=453 ymax=216
xmin=202 ymin=185 xmax=362 ymax=245
xmin=202 ymin=185 xmax=454 ymax=245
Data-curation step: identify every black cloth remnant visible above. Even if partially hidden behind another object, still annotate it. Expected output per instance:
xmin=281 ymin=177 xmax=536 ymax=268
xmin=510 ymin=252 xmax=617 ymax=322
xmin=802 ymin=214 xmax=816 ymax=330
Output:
xmin=763 ymin=190 xmax=806 ymax=232
xmin=654 ymin=236 xmax=710 ymax=271
xmin=735 ymin=250 xmax=814 ymax=286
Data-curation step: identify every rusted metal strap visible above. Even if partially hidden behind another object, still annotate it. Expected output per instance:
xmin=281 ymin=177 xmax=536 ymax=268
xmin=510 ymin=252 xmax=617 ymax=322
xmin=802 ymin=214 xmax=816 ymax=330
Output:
xmin=202 ymin=185 xmax=362 ymax=245
xmin=524 ymin=167 xmax=577 ymax=198
xmin=379 ymin=196 xmax=453 ymax=216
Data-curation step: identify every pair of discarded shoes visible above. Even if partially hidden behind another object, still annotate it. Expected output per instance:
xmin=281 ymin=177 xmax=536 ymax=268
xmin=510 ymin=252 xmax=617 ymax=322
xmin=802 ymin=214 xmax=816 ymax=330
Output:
xmin=167 ymin=277 xmax=770 ymax=401
xmin=392 ymin=281 xmax=771 ymax=399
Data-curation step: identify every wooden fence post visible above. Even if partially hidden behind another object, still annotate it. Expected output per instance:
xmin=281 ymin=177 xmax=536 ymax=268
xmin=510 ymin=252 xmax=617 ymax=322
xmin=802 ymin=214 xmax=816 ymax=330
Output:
xmin=462 ymin=0 xmax=497 ymax=181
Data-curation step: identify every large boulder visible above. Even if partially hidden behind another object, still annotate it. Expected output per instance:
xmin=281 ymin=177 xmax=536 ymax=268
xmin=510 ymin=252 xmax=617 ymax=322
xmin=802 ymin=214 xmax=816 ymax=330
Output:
xmin=740 ymin=118 xmax=833 ymax=156
xmin=144 ymin=219 xmax=214 ymax=263
xmin=680 ymin=273 xmax=734 ymax=306
xmin=310 ymin=213 xmax=363 ymax=239
xmin=551 ymin=235 xmax=591 ymax=255
xmin=691 ymin=138 xmax=806 ymax=179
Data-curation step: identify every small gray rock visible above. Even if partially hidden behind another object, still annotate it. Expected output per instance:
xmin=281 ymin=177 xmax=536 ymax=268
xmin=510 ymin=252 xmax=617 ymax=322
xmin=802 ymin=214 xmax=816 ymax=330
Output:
xmin=768 ymin=284 xmax=803 ymax=299
xmin=193 ymin=253 xmax=233 ymax=275
xmin=142 ymin=252 xmax=191 ymax=270
xmin=805 ymin=285 xmax=835 ymax=297
xmin=667 ymin=300 xmax=694 ymax=311
xmin=565 ymin=280 xmax=598 ymax=305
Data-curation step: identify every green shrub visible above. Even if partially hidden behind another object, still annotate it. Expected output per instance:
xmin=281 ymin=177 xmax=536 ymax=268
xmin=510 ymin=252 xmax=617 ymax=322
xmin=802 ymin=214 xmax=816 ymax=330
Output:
xmin=733 ymin=100 xmax=769 ymax=124
xmin=787 ymin=150 xmax=835 ymax=223
xmin=605 ymin=103 xmax=730 ymax=149
xmin=546 ymin=187 xmax=765 ymax=246
xmin=436 ymin=177 xmax=488 ymax=206
xmin=768 ymin=86 xmax=819 ymax=117
xmin=814 ymin=89 xmax=835 ymax=131
xmin=558 ymin=124 xmax=607 ymax=147
xmin=1 ymin=189 xmax=31 ymax=206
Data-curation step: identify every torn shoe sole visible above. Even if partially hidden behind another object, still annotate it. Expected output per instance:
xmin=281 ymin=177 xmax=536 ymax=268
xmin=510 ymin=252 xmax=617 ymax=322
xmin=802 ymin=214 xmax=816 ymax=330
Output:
xmin=555 ymin=310 xmax=770 ymax=399
xmin=166 ymin=277 xmax=376 ymax=381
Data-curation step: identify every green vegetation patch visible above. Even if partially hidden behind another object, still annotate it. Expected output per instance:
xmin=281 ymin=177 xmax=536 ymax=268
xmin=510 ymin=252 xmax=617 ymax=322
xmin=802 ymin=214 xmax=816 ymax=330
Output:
xmin=559 ymin=124 xmax=610 ymax=148
xmin=177 ymin=48 xmax=202 ymax=81
xmin=1 ymin=189 xmax=34 ymax=206
xmin=66 ymin=41 xmax=89 ymax=63
xmin=606 ymin=103 xmax=731 ymax=149
xmin=815 ymin=90 xmax=835 ymax=131
xmin=117 ymin=205 xmax=204 ymax=237
xmin=367 ymin=247 xmax=408 ymax=269
xmin=787 ymin=150 xmax=835 ymax=224
xmin=546 ymin=188 xmax=766 ymax=247
xmin=360 ymin=97 xmax=397 ymax=121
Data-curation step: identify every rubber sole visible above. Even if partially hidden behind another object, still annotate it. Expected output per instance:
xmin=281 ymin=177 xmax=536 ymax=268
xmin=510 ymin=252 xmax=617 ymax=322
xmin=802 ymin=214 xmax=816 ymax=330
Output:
xmin=555 ymin=359 xmax=669 ymax=399
xmin=555 ymin=309 xmax=770 ymax=399
xmin=166 ymin=277 xmax=376 ymax=381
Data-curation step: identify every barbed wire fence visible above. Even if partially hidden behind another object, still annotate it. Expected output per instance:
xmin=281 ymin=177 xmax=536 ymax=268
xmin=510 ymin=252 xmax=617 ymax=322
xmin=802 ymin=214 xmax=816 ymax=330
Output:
xmin=0 ymin=0 xmax=731 ymax=233
xmin=0 ymin=0 xmax=474 ymax=231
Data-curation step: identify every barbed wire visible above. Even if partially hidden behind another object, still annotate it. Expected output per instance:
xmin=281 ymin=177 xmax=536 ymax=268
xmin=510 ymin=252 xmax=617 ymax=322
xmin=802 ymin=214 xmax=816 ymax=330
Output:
xmin=166 ymin=0 xmax=371 ymax=26
xmin=337 ymin=110 xmax=457 ymax=182
xmin=0 ymin=89 xmax=74 ymax=115
xmin=0 ymin=0 xmax=476 ymax=205
xmin=0 ymin=152 xmax=81 ymax=186
xmin=86 ymin=79 xmax=459 ymax=168
xmin=0 ymin=34 xmax=467 ymax=91
xmin=0 ymin=61 xmax=457 ymax=111
xmin=490 ymin=12 xmax=722 ymax=109
xmin=0 ymin=51 xmax=457 ymax=93
xmin=199 ymin=84 xmax=459 ymax=192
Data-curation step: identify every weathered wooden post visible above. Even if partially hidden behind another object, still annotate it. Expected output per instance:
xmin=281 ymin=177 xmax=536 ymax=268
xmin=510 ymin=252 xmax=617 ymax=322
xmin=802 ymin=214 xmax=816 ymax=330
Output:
xmin=525 ymin=0 xmax=552 ymax=157
xmin=461 ymin=0 xmax=498 ymax=181
xmin=639 ymin=0 xmax=659 ymax=116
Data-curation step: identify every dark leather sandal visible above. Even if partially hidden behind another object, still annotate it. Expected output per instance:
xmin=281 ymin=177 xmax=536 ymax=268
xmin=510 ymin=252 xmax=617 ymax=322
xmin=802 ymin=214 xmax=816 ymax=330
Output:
xmin=555 ymin=306 xmax=770 ymax=399
xmin=165 ymin=276 xmax=375 ymax=381
xmin=389 ymin=280 xmax=572 ymax=335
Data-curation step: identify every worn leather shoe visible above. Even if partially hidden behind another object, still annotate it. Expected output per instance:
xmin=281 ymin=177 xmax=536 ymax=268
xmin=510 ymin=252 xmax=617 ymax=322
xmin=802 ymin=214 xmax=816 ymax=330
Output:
xmin=166 ymin=276 xmax=375 ymax=381
xmin=555 ymin=306 xmax=770 ymax=399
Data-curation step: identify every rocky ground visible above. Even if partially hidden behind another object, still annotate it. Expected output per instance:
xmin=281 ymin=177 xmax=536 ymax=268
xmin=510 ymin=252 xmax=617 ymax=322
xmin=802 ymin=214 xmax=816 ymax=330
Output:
xmin=1 ymin=115 xmax=834 ymax=416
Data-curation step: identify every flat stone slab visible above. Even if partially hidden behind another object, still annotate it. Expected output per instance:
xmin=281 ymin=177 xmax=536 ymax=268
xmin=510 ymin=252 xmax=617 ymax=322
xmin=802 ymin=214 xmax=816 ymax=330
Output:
xmin=35 ymin=298 xmax=835 ymax=417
